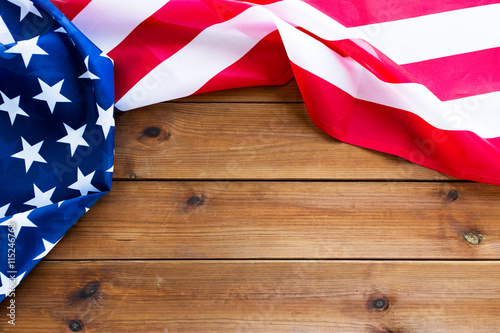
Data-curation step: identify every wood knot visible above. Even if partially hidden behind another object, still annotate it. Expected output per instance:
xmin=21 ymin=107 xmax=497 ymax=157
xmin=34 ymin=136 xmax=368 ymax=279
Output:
xmin=141 ymin=126 xmax=171 ymax=141
xmin=80 ymin=281 xmax=100 ymax=299
xmin=67 ymin=280 xmax=102 ymax=306
xmin=447 ymin=190 xmax=459 ymax=202
xmin=463 ymin=231 xmax=483 ymax=245
xmin=68 ymin=319 xmax=84 ymax=332
xmin=372 ymin=298 xmax=389 ymax=311
xmin=367 ymin=295 xmax=390 ymax=312
xmin=144 ymin=126 xmax=161 ymax=138
xmin=187 ymin=195 xmax=204 ymax=207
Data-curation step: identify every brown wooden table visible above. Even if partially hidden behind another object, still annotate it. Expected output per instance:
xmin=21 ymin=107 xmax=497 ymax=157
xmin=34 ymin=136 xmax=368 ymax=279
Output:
xmin=3 ymin=80 xmax=500 ymax=332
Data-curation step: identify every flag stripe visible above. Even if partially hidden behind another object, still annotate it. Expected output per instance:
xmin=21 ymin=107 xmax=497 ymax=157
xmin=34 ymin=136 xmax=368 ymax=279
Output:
xmin=304 ymin=0 xmax=500 ymax=27
xmin=50 ymin=0 xmax=93 ymax=20
xmin=402 ymin=47 xmax=500 ymax=101
xmin=351 ymin=3 xmax=500 ymax=64
xmin=313 ymin=38 xmax=500 ymax=103
xmin=293 ymin=63 xmax=500 ymax=185
xmin=110 ymin=22 xmax=202 ymax=102
xmin=194 ymin=30 xmax=292 ymax=95
xmin=72 ymin=0 xmax=170 ymax=53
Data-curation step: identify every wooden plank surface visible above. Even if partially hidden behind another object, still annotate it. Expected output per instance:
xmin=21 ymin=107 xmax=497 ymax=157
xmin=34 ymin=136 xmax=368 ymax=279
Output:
xmin=4 ymin=79 xmax=499 ymax=332
xmin=47 ymin=181 xmax=500 ymax=260
xmin=113 ymin=102 xmax=450 ymax=180
xmin=3 ymin=260 xmax=500 ymax=332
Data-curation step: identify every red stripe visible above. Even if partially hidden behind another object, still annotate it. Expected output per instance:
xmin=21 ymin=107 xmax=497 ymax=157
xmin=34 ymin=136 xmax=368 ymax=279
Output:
xmin=292 ymin=63 xmax=500 ymax=185
xmin=194 ymin=30 xmax=292 ymax=95
xmin=109 ymin=0 xmax=253 ymax=101
xmin=317 ymin=38 xmax=500 ymax=101
xmin=58 ymin=0 xmax=500 ymax=31
xmin=238 ymin=0 xmax=283 ymax=4
xmin=109 ymin=20 xmax=201 ymax=101
xmin=300 ymin=29 xmax=500 ymax=101
xmin=302 ymin=0 xmax=500 ymax=27
xmin=50 ymin=0 xmax=92 ymax=20
xmin=402 ymin=47 xmax=500 ymax=101
xmin=297 ymin=28 xmax=416 ymax=84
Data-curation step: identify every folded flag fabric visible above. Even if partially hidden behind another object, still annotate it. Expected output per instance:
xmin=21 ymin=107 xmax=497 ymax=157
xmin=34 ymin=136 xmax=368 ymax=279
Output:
xmin=52 ymin=0 xmax=500 ymax=185
xmin=0 ymin=0 xmax=114 ymax=303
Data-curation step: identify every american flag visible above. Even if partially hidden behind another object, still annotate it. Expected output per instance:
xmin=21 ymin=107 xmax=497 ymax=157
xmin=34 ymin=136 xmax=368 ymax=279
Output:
xmin=51 ymin=0 xmax=500 ymax=185
xmin=1 ymin=0 xmax=500 ymax=302
xmin=0 ymin=0 xmax=114 ymax=303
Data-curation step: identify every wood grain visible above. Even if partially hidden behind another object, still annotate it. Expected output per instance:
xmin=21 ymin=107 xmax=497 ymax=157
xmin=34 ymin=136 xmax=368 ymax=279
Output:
xmin=113 ymin=102 xmax=450 ymax=180
xmin=47 ymin=181 xmax=500 ymax=260
xmin=3 ymin=260 xmax=500 ymax=332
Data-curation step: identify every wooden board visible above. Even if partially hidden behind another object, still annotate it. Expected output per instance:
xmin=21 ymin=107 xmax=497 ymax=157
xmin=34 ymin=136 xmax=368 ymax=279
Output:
xmin=47 ymin=181 xmax=500 ymax=260
xmin=113 ymin=102 xmax=450 ymax=180
xmin=3 ymin=76 xmax=499 ymax=332
xmin=3 ymin=260 xmax=500 ymax=332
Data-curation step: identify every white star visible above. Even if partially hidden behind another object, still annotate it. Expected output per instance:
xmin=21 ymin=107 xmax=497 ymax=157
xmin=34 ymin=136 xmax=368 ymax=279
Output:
xmin=33 ymin=79 xmax=71 ymax=113
xmin=5 ymin=36 xmax=47 ymax=67
xmin=107 ymin=165 xmax=114 ymax=172
xmin=79 ymin=56 xmax=100 ymax=80
xmin=7 ymin=0 xmax=42 ymax=21
xmin=68 ymin=168 xmax=99 ymax=196
xmin=33 ymin=237 xmax=61 ymax=260
xmin=24 ymin=184 xmax=55 ymax=208
xmin=0 ymin=272 xmax=25 ymax=297
xmin=57 ymin=200 xmax=64 ymax=208
xmin=0 ymin=91 xmax=28 ymax=125
xmin=96 ymin=104 xmax=114 ymax=139
xmin=0 ymin=209 xmax=36 ymax=238
xmin=11 ymin=137 xmax=46 ymax=172
xmin=0 ymin=204 xmax=10 ymax=218
xmin=57 ymin=123 xmax=89 ymax=157
xmin=0 ymin=273 xmax=11 ymax=297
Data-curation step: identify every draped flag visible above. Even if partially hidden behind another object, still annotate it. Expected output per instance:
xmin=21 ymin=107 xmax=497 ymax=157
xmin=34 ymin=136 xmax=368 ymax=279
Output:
xmin=2 ymin=0 xmax=500 ymax=303
xmin=0 ymin=0 xmax=114 ymax=303
xmin=51 ymin=0 xmax=500 ymax=185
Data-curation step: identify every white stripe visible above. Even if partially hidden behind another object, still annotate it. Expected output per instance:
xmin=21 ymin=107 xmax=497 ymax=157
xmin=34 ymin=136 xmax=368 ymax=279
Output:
xmin=266 ymin=0 xmax=352 ymax=40
xmin=351 ymin=4 xmax=500 ymax=64
xmin=442 ymin=92 xmax=500 ymax=139
xmin=268 ymin=1 xmax=500 ymax=64
xmin=275 ymin=17 xmax=500 ymax=138
xmin=116 ymin=5 xmax=277 ymax=110
xmin=72 ymin=0 xmax=170 ymax=53
xmin=0 ymin=16 xmax=15 ymax=45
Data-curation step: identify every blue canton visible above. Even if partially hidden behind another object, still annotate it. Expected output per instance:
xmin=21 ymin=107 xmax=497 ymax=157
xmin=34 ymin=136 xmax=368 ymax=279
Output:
xmin=0 ymin=0 xmax=114 ymax=302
